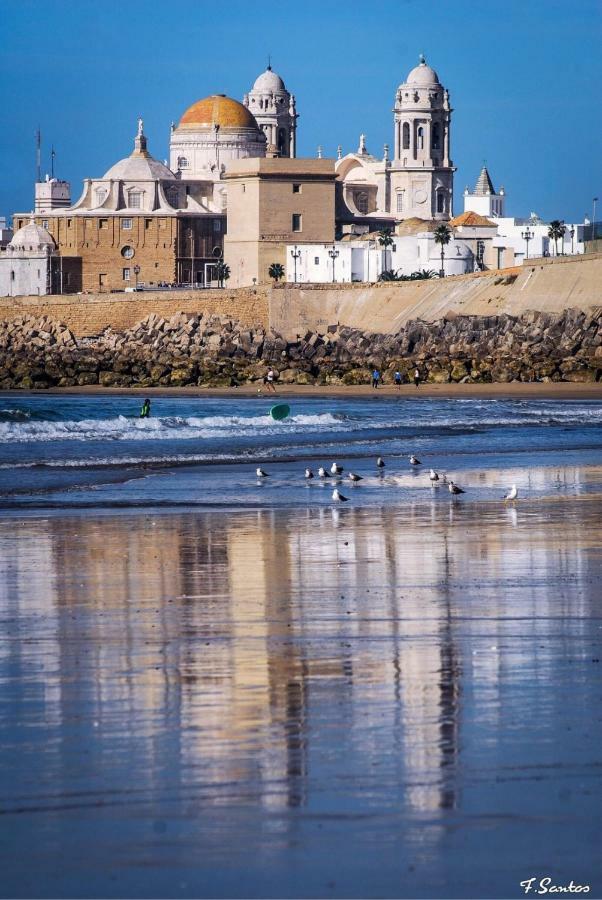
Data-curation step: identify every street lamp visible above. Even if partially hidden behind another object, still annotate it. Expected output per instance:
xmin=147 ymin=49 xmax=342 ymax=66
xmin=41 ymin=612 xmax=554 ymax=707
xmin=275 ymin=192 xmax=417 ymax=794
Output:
xmin=290 ymin=245 xmax=301 ymax=283
xmin=328 ymin=244 xmax=340 ymax=282
xmin=521 ymin=227 xmax=534 ymax=260
xmin=593 ymin=197 xmax=598 ymax=242
xmin=569 ymin=226 xmax=575 ymax=255
xmin=133 ymin=264 xmax=141 ymax=289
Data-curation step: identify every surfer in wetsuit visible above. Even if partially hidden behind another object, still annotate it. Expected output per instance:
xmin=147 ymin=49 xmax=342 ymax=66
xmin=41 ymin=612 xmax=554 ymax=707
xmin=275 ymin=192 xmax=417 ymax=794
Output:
xmin=140 ymin=398 xmax=151 ymax=418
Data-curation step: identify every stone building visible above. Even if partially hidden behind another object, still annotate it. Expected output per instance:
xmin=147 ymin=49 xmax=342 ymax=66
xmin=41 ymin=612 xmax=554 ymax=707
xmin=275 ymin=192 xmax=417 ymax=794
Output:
xmin=337 ymin=55 xmax=455 ymax=227
xmin=224 ymin=158 xmax=336 ymax=287
xmin=14 ymin=120 xmax=228 ymax=292
xmin=243 ymin=65 xmax=298 ymax=157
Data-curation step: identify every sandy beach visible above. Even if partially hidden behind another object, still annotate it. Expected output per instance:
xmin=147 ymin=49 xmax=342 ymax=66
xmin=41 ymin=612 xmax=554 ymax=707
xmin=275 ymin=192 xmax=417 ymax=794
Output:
xmin=38 ymin=381 xmax=602 ymax=400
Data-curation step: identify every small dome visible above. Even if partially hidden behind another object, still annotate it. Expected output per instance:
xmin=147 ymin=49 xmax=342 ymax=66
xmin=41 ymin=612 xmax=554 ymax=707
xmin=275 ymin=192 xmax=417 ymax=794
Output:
xmin=104 ymin=155 xmax=176 ymax=181
xmin=405 ymin=55 xmax=440 ymax=86
xmin=104 ymin=120 xmax=176 ymax=181
xmin=179 ymin=95 xmax=259 ymax=130
xmin=252 ymin=66 xmax=286 ymax=93
xmin=9 ymin=219 xmax=55 ymax=252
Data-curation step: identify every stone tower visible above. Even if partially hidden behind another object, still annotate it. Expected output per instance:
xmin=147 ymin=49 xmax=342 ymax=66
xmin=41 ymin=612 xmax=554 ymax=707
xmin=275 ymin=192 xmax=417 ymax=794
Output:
xmin=390 ymin=55 xmax=455 ymax=220
xmin=244 ymin=65 xmax=298 ymax=158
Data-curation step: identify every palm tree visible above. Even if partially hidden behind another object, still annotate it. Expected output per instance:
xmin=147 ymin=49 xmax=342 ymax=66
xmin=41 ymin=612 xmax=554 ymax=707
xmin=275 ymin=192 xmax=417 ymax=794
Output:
xmin=433 ymin=224 xmax=452 ymax=277
xmin=548 ymin=220 xmax=566 ymax=256
xmin=377 ymin=227 xmax=395 ymax=276
xmin=410 ymin=269 xmax=438 ymax=280
xmin=378 ymin=269 xmax=406 ymax=282
xmin=215 ymin=261 xmax=230 ymax=288
xmin=268 ymin=262 xmax=285 ymax=283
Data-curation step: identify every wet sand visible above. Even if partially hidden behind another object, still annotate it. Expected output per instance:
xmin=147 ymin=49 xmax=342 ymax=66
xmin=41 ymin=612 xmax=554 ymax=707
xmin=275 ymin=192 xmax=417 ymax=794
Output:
xmin=1 ymin=482 xmax=602 ymax=898
xmin=38 ymin=382 xmax=602 ymax=400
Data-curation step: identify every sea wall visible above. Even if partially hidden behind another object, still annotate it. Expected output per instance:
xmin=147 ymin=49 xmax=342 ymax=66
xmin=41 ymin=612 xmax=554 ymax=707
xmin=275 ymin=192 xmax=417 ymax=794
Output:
xmin=0 ymin=287 xmax=270 ymax=337
xmin=270 ymin=253 xmax=602 ymax=339
xmin=1 ymin=307 xmax=600 ymax=389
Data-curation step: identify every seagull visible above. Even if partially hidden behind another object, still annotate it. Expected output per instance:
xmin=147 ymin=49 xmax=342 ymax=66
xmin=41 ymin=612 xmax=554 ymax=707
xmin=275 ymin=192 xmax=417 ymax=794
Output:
xmin=332 ymin=488 xmax=349 ymax=502
xmin=330 ymin=462 xmax=343 ymax=475
xmin=409 ymin=455 xmax=421 ymax=466
xmin=429 ymin=469 xmax=440 ymax=482
xmin=256 ymin=467 xmax=268 ymax=478
xmin=305 ymin=467 xmax=314 ymax=479
xmin=503 ymin=484 xmax=518 ymax=501
xmin=348 ymin=472 xmax=363 ymax=482
xmin=318 ymin=466 xmax=330 ymax=478
xmin=448 ymin=481 xmax=465 ymax=495
xmin=376 ymin=456 xmax=385 ymax=468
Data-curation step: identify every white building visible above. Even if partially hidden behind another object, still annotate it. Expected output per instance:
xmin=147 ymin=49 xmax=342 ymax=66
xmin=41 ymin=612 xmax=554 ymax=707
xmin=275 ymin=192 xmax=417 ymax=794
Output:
xmin=34 ymin=175 xmax=71 ymax=214
xmin=462 ymin=166 xmax=587 ymax=263
xmin=286 ymin=231 xmax=474 ymax=284
xmin=463 ymin=166 xmax=505 ymax=218
xmin=0 ymin=218 xmax=58 ymax=297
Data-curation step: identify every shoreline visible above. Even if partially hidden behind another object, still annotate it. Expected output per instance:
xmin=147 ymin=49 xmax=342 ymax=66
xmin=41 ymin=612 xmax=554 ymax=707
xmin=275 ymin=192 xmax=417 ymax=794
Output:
xmin=4 ymin=382 xmax=602 ymax=400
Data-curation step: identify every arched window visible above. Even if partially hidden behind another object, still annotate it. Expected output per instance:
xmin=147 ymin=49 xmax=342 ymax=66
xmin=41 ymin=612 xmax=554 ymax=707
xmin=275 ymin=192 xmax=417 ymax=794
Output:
xmin=95 ymin=189 xmax=107 ymax=206
xmin=402 ymin=122 xmax=410 ymax=150
xmin=355 ymin=191 xmax=368 ymax=215
xmin=396 ymin=192 xmax=404 ymax=214
xmin=432 ymin=123 xmax=440 ymax=150
xmin=437 ymin=192 xmax=445 ymax=214
xmin=417 ymin=127 xmax=424 ymax=150
xmin=178 ymin=156 xmax=189 ymax=169
xmin=278 ymin=128 xmax=286 ymax=155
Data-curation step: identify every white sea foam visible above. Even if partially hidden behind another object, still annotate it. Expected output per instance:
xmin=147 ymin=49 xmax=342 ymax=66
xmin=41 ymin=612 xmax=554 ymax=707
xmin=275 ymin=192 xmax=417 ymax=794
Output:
xmin=0 ymin=412 xmax=344 ymax=444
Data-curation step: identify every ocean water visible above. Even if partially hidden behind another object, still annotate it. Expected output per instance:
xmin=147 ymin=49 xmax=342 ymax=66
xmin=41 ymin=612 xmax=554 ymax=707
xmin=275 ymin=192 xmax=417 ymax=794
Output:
xmin=1 ymin=391 xmax=602 ymax=898
xmin=0 ymin=392 xmax=601 ymax=511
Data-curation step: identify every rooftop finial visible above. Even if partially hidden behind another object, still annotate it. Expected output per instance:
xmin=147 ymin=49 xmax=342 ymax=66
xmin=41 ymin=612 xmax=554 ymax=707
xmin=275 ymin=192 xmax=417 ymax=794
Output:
xmin=133 ymin=117 xmax=148 ymax=156
xmin=419 ymin=52 xmax=426 ymax=65
xmin=358 ymin=133 xmax=367 ymax=154
xmin=317 ymin=145 xmax=323 ymax=159
xmin=267 ymin=53 xmax=272 ymax=71
xmin=337 ymin=144 xmax=342 ymax=160
xmin=138 ymin=117 xmax=144 ymax=136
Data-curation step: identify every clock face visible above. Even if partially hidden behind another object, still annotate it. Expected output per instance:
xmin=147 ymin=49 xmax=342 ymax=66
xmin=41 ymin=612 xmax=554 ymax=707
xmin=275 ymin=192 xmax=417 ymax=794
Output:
xmin=121 ymin=245 xmax=135 ymax=259
xmin=414 ymin=189 xmax=427 ymax=204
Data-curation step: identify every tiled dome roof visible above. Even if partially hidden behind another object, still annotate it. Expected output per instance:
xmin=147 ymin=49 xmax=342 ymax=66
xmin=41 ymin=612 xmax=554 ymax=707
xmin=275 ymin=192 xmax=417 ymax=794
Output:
xmin=180 ymin=95 xmax=259 ymax=130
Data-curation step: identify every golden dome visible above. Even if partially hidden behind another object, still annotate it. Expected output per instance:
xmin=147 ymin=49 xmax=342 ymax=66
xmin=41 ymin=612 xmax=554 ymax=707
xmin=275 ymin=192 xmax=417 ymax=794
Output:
xmin=179 ymin=94 xmax=259 ymax=130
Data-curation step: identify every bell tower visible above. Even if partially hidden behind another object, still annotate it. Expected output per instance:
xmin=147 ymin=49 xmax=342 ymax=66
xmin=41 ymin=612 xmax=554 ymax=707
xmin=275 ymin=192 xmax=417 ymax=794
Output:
xmin=244 ymin=64 xmax=298 ymax=158
xmin=390 ymin=55 xmax=455 ymax=220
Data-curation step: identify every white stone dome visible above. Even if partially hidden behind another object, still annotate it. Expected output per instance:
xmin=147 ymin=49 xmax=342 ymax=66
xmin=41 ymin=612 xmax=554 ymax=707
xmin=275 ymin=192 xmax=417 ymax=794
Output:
xmin=252 ymin=66 xmax=286 ymax=93
xmin=103 ymin=120 xmax=176 ymax=181
xmin=8 ymin=219 xmax=56 ymax=253
xmin=405 ymin=55 xmax=440 ymax=86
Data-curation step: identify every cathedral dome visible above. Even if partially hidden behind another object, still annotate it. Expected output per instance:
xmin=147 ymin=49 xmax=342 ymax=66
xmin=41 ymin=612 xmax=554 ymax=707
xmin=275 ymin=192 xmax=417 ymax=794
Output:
xmin=180 ymin=95 xmax=259 ymax=130
xmin=405 ymin=55 xmax=440 ymax=86
xmin=103 ymin=120 xmax=176 ymax=181
xmin=252 ymin=66 xmax=286 ymax=93
xmin=8 ymin=218 xmax=56 ymax=253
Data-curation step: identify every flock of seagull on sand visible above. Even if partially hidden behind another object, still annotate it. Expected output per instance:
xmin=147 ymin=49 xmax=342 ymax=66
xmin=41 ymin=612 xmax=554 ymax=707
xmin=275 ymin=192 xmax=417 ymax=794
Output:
xmin=255 ymin=457 xmax=519 ymax=504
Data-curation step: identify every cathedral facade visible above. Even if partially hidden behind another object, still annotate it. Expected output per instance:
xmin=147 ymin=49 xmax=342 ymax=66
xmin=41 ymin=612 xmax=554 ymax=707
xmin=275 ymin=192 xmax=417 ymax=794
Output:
xmin=337 ymin=55 xmax=455 ymax=226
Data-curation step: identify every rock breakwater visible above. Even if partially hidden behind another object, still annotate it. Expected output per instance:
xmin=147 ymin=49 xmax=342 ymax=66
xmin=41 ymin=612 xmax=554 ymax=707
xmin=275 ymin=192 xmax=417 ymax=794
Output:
xmin=0 ymin=307 xmax=600 ymax=389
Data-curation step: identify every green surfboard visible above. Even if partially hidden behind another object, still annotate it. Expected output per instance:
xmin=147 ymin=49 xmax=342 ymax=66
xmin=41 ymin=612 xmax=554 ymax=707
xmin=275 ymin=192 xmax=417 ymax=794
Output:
xmin=270 ymin=403 xmax=290 ymax=421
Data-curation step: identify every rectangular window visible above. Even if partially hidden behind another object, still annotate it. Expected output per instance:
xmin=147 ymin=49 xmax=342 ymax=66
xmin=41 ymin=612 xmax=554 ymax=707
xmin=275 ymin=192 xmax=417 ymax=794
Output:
xmin=292 ymin=213 xmax=302 ymax=232
xmin=213 ymin=219 xmax=221 ymax=232
xmin=314 ymin=257 xmax=320 ymax=265
xmin=292 ymin=184 xmax=301 ymax=193
xmin=242 ymin=184 xmax=246 ymax=193
xmin=129 ymin=193 xmax=141 ymax=209
xmin=123 ymin=268 xmax=130 ymax=281
xmin=396 ymin=193 xmax=404 ymax=214
xmin=42 ymin=219 xmax=49 ymax=229
xmin=437 ymin=193 xmax=445 ymax=214
xmin=67 ymin=218 xmax=72 ymax=227
xmin=145 ymin=219 xmax=152 ymax=230
xmin=99 ymin=218 xmax=108 ymax=229
xmin=122 ymin=218 xmax=132 ymax=229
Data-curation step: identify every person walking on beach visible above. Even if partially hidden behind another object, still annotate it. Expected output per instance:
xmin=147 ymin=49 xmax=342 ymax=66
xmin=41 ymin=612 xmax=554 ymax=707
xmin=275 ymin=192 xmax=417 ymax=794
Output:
xmin=413 ymin=367 xmax=421 ymax=389
xmin=372 ymin=368 xmax=380 ymax=389
xmin=139 ymin=398 xmax=151 ymax=418
xmin=266 ymin=367 xmax=277 ymax=393
xmin=394 ymin=370 xmax=402 ymax=389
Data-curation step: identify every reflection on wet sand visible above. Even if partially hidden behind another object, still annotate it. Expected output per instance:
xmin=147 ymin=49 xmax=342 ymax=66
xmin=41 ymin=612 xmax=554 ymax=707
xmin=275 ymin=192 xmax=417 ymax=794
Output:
xmin=1 ymin=493 xmax=601 ymax=898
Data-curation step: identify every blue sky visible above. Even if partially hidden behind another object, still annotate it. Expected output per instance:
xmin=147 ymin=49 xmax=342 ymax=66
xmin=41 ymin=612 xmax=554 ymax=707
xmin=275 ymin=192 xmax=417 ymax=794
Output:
xmin=1 ymin=0 xmax=600 ymax=223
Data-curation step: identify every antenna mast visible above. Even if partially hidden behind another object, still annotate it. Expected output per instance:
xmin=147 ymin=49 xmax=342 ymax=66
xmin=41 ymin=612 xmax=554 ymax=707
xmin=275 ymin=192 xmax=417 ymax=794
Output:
xmin=35 ymin=127 xmax=42 ymax=182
